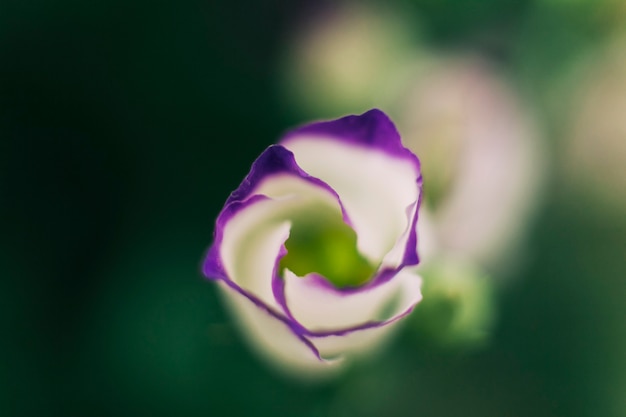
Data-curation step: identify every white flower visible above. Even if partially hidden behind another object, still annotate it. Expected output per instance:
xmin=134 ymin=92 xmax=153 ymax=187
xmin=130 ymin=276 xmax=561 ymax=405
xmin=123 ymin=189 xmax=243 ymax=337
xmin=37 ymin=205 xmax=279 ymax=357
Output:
xmin=202 ymin=110 xmax=424 ymax=377
xmin=397 ymin=57 xmax=546 ymax=270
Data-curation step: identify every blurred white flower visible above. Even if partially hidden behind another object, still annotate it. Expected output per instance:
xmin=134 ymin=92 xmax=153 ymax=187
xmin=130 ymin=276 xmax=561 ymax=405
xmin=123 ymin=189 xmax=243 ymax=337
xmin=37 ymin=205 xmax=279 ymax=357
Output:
xmin=396 ymin=57 xmax=546 ymax=271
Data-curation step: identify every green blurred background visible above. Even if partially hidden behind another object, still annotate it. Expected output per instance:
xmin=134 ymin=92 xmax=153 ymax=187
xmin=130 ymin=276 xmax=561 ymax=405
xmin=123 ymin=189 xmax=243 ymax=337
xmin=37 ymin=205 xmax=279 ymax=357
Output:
xmin=1 ymin=0 xmax=625 ymax=416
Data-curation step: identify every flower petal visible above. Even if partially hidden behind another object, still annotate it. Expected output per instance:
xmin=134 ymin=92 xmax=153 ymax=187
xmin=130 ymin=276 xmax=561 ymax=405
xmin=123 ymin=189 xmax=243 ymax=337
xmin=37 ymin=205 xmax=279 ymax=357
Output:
xmin=380 ymin=199 xmax=420 ymax=269
xmin=307 ymin=269 xmax=422 ymax=359
xmin=215 ymin=198 xmax=291 ymax=311
xmin=224 ymin=145 xmax=348 ymax=221
xmin=217 ymin=281 xmax=341 ymax=374
xmin=278 ymin=266 xmax=422 ymax=334
xmin=281 ymin=109 xmax=422 ymax=265
xmin=311 ymin=325 xmax=394 ymax=361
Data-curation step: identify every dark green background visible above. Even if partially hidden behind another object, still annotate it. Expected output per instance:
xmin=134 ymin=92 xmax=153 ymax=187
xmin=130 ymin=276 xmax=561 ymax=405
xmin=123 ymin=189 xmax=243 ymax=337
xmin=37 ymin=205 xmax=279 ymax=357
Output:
xmin=2 ymin=1 xmax=625 ymax=416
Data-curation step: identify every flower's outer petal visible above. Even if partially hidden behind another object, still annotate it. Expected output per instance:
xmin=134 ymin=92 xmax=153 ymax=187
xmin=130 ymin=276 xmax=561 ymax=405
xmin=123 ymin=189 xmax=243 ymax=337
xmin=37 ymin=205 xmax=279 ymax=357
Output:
xmin=203 ymin=146 xmax=348 ymax=311
xmin=306 ymin=269 xmax=422 ymax=359
xmin=311 ymin=325 xmax=394 ymax=361
xmin=212 ymin=197 xmax=291 ymax=311
xmin=217 ymin=281 xmax=342 ymax=375
xmin=224 ymin=145 xmax=348 ymax=221
xmin=279 ymin=267 xmax=421 ymax=332
xmin=281 ymin=109 xmax=422 ymax=266
xmin=252 ymin=174 xmax=348 ymax=222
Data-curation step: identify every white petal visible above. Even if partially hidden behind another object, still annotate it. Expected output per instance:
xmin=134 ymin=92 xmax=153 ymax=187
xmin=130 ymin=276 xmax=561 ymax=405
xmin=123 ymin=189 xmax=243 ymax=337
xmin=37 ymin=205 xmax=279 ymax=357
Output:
xmin=253 ymin=174 xmax=344 ymax=213
xmin=217 ymin=282 xmax=342 ymax=376
xmin=220 ymin=198 xmax=291 ymax=311
xmin=283 ymin=137 xmax=419 ymax=263
xmin=282 ymin=267 xmax=422 ymax=333
xmin=308 ymin=269 xmax=422 ymax=359
xmin=311 ymin=325 xmax=394 ymax=360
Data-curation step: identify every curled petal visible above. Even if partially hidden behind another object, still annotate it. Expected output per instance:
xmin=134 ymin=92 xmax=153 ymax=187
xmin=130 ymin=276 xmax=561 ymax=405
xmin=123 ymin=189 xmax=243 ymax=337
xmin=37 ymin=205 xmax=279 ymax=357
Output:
xmin=282 ymin=109 xmax=422 ymax=265
xmin=308 ymin=269 xmax=422 ymax=359
xmin=276 ymin=267 xmax=422 ymax=335
xmin=380 ymin=199 xmax=420 ymax=269
xmin=212 ymin=197 xmax=291 ymax=311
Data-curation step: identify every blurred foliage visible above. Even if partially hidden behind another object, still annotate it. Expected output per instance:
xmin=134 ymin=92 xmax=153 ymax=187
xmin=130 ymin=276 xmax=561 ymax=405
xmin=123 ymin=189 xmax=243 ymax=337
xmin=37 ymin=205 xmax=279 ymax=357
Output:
xmin=1 ymin=0 xmax=625 ymax=416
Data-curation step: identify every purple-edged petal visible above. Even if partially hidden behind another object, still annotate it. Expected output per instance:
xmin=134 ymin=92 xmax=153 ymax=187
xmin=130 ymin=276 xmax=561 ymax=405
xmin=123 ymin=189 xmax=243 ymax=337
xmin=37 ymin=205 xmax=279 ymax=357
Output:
xmin=307 ymin=269 xmax=422 ymax=359
xmin=280 ymin=266 xmax=421 ymax=332
xmin=216 ymin=197 xmax=292 ymax=311
xmin=283 ymin=109 xmax=414 ymax=158
xmin=311 ymin=325 xmax=394 ymax=360
xmin=224 ymin=145 xmax=348 ymax=219
xmin=281 ymin=109 xmax=422 ymax=265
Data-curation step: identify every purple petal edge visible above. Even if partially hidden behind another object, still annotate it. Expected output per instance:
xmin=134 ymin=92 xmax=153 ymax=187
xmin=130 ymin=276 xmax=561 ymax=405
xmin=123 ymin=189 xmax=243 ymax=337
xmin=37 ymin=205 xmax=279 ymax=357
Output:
xmin=225 ymin=145 xmax=342 ymax=209
xmin=282 ymin=109 xmax=408 ymax=157
xmin=309 ymin=301 xmax=419 ymax=338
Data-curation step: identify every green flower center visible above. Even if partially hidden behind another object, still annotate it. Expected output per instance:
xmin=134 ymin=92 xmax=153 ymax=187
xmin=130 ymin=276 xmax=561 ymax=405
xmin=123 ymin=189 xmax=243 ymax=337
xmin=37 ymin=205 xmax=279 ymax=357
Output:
xmin=279 ymin=207 xmax=375 ymax=289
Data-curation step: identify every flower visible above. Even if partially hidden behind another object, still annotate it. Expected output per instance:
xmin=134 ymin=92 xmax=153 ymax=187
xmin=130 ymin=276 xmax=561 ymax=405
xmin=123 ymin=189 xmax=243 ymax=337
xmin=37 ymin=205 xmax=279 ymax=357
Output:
xmin=202 ymin=109 xmax=424 ymax=376
xmin=397 ymin=56 xmax=546 ymax=271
